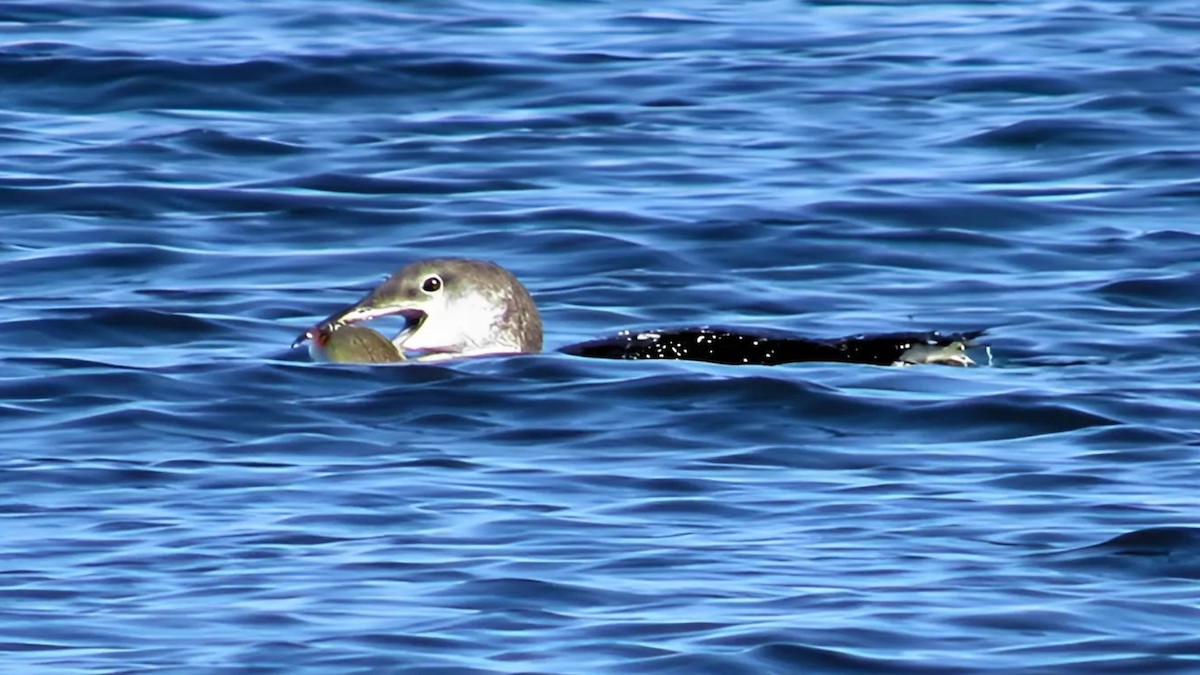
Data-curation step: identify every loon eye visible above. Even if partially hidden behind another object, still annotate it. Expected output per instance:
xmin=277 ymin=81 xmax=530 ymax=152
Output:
xmin=421 ymin=274 xmax=443 ymax=294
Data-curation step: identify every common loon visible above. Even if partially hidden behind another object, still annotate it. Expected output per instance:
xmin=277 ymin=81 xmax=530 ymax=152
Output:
xmin=293 ymin=258 xmax=984 ymax=367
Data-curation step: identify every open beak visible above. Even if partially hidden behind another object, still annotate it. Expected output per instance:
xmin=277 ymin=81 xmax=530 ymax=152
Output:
xmin=292 ymin=302 xmax=425 ymax=348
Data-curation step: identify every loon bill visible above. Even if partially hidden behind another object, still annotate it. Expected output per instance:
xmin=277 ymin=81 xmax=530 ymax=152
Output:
xmin=293 ymin=258 xmax=986 ymax=367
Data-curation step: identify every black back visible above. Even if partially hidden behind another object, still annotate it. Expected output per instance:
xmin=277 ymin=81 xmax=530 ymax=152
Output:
xmin=562 ymin=327 xmax=986 ymax=367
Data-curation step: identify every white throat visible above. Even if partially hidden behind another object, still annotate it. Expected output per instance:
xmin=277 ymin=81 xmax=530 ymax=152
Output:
xmin=397 ymin=290 xmax=513 ymax=357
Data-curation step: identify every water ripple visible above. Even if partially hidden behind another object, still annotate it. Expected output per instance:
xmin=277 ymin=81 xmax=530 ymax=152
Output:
xmin=4 ymin=0 xmax=1200 ymax=672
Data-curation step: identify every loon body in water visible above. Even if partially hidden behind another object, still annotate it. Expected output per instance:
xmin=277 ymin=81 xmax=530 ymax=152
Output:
xmin=294 ymin=258 xmax=984 ymax=367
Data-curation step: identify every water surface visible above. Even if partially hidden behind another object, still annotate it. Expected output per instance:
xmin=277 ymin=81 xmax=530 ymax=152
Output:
xmin=3 ymin=1 xmax=1200 ymax=672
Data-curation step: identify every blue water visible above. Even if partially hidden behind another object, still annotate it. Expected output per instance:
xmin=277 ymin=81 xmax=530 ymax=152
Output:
xmin=3 ymin=1 xmax=1200 ymax=672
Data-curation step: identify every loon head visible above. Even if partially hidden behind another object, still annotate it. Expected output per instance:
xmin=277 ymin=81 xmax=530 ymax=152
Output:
xmin=295 ymin=258 xmax=543 ymax=361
